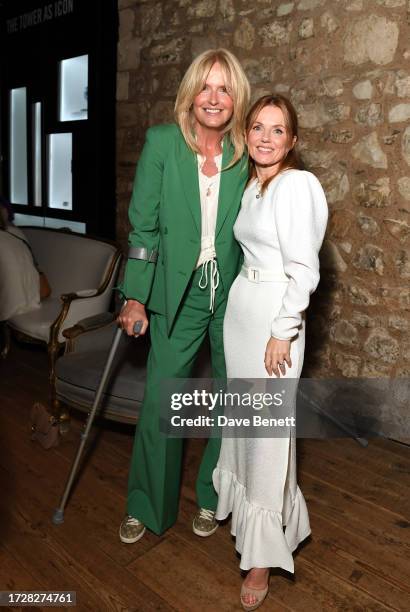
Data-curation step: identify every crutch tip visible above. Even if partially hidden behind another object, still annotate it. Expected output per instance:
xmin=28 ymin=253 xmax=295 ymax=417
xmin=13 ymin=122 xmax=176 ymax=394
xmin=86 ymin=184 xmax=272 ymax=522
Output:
xmin=52 ymin=509 xmax=65 ymax=525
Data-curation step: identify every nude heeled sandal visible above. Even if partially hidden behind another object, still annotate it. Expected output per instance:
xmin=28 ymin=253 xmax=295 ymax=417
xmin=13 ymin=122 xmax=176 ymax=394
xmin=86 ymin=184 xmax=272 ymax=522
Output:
xmin=240 ymin=582 xmax=269 ymax=611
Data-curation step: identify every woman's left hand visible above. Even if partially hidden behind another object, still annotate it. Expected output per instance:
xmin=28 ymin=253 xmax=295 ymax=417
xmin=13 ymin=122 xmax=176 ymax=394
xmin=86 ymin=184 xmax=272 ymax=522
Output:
xmin=264 ymin=337 xmax=292 ymax=377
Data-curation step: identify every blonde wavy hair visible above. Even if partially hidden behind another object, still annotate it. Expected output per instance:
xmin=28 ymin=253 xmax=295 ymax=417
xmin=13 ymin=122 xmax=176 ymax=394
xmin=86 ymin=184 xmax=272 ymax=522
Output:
xmin=174 ymin=49 xmax=250 ymax=168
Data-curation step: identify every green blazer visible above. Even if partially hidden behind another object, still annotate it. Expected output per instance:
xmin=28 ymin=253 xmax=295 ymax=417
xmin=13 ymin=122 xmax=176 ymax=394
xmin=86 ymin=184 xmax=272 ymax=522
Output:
xmin=121 ymin=123 xmax=248 ymax=334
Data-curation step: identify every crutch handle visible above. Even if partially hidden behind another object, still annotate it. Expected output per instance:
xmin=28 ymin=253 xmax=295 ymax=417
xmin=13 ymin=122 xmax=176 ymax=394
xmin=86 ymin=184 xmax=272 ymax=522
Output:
xmin=133 ymin=320 xmax=143 ymax=334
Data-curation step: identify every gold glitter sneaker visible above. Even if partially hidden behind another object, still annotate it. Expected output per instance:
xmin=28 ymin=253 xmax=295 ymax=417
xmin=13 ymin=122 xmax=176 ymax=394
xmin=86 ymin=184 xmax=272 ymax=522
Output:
xmin=119 ymin=515 xmax=146 ymax=544
xmin=192 ymin=508 xmax=219 ymax=537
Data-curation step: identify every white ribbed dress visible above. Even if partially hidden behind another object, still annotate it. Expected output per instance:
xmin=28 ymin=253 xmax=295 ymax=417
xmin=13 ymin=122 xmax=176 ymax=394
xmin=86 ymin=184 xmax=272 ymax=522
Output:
xmin=212 ymin=169 xmax=328 ymax=572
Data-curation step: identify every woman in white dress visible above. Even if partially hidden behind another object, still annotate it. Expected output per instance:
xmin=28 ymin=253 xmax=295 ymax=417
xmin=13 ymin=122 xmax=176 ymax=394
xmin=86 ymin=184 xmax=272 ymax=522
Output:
xmin=212 ymin=94 xmax=328 ymax=610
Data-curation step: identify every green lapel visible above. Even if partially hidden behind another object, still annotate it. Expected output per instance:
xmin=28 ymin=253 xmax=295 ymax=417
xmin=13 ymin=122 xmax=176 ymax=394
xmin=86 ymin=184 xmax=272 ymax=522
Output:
xmin=215 ymin=139 xmax=244 ymax=238
xmin=177 ymin=135 xmax=201 ymax=235
xmin=176 ymin=131 xmax=245 ymax=238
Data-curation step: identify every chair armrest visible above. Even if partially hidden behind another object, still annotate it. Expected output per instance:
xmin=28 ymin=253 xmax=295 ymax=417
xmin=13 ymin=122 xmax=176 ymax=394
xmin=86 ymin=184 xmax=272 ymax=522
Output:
xmin=52 ymin=288 xmax=115 ymax=343
xmin=60 ymin=289 xmax=98 ymax=303
xmin=63 ymin=312 xmax=116 ymax=340
xmin=62 ymin=319 xmax=120 ymax=355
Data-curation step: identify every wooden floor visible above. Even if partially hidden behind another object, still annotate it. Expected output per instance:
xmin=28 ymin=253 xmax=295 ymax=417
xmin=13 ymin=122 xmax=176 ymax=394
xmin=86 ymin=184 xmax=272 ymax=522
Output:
xmin=0 ymin=340 xmax=409 ymax=612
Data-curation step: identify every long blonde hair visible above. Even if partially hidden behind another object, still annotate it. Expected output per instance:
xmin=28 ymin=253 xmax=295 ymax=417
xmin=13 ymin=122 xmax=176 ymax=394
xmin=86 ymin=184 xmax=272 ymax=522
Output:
xmin=175 ymin=49 xmax=250 ymax=167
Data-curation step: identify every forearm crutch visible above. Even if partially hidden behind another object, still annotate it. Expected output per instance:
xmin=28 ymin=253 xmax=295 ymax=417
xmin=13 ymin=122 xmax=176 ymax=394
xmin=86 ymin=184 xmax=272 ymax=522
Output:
xmin=52 ymin=318 xmax=142 ymax=525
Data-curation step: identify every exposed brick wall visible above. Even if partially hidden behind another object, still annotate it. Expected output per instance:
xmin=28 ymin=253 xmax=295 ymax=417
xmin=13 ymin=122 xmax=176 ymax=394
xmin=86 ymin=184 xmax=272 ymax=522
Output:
xmin=116 ymin=0 xmax=410 ymax=377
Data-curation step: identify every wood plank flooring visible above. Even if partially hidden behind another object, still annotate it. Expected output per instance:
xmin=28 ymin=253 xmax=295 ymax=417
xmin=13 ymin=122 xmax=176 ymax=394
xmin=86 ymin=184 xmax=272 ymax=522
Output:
xmin=0 ymin=340 xmax=409 ymax=611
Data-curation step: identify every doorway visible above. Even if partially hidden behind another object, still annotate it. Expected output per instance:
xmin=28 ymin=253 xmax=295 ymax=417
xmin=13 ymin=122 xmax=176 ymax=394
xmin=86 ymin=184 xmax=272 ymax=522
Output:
xmin=0 ymin=0 xmax=118 ymax=239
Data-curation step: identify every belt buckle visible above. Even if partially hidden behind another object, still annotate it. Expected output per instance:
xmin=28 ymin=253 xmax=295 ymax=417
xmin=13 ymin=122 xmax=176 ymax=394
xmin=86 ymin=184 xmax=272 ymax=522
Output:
xmin=248 ymin=267 xmax=260 ymax=282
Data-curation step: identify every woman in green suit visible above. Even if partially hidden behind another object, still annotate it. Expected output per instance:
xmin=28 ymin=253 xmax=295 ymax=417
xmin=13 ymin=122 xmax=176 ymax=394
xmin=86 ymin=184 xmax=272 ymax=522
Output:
xmin=118 ymin=49 xmax=250 ymax=543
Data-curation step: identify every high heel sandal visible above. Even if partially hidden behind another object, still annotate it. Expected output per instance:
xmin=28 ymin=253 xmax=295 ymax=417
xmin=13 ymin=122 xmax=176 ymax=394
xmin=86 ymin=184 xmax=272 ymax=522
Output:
xmin=240 ymin=582 xmax=269 ymax=611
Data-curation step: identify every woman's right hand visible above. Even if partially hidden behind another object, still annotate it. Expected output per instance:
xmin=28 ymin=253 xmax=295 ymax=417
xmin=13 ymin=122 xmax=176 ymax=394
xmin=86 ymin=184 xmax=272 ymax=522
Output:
xmin=118 ymin=299 xmax=149 ymax=337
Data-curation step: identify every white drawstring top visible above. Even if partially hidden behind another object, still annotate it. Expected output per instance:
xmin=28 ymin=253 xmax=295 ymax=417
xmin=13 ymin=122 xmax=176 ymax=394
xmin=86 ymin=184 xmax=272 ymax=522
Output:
xmin=195 ymin=153 xmax=222 ymax=312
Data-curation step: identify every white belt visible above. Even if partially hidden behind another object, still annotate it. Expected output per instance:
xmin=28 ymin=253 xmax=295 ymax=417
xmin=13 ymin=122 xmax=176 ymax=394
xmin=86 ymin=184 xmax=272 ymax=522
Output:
xmin=199 ymin=258 xmax=219 ymax=312
xmin=241 ymin=265 xmax=289 ymax=283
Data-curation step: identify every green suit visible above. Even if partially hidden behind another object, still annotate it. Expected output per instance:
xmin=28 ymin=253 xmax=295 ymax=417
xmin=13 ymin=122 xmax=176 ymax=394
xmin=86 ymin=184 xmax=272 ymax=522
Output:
xmin=121 ymin=123 xmax=247 ymax=534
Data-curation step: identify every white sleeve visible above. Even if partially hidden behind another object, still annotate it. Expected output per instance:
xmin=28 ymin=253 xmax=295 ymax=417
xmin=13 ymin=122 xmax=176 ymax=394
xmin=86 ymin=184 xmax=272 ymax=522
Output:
xmin=271 ymin=171 xmax=328 ymax=341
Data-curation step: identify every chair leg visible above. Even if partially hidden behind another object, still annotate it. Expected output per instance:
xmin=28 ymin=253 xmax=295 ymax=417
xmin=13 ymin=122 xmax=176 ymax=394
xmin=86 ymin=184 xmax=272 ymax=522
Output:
xmin=0 ymin=322 xmax=11 ymax=359
xmin=47 ymin=341 xmax=70 ymax=431
xmin=52 ymin=397 xmax=71 ymax=434
xmin=48 ymin=341 xmax=60 ymax=388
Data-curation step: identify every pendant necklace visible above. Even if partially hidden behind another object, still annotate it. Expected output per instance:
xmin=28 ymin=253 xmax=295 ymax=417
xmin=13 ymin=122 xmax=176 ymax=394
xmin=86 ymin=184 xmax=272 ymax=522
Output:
xmin=199 ymin=145 xmax=222 ymax=199
xmin=206 ymin=177 xmax=215 ymax=198
xmin=199 ymin=157 xmax=217 ymax=198
xmin=256 ymin=179 xmax=262 ymax=199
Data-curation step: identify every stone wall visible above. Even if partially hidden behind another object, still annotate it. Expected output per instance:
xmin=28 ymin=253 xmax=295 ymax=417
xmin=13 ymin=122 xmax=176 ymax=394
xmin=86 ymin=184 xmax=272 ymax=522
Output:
xmin=116 ymin=0 xmax=410 ymax=378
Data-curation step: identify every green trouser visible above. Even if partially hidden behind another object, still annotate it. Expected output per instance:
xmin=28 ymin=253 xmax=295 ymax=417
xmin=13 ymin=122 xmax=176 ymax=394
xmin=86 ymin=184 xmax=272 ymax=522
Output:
xmin=127 ymin=266 xmax=227 ymax=535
